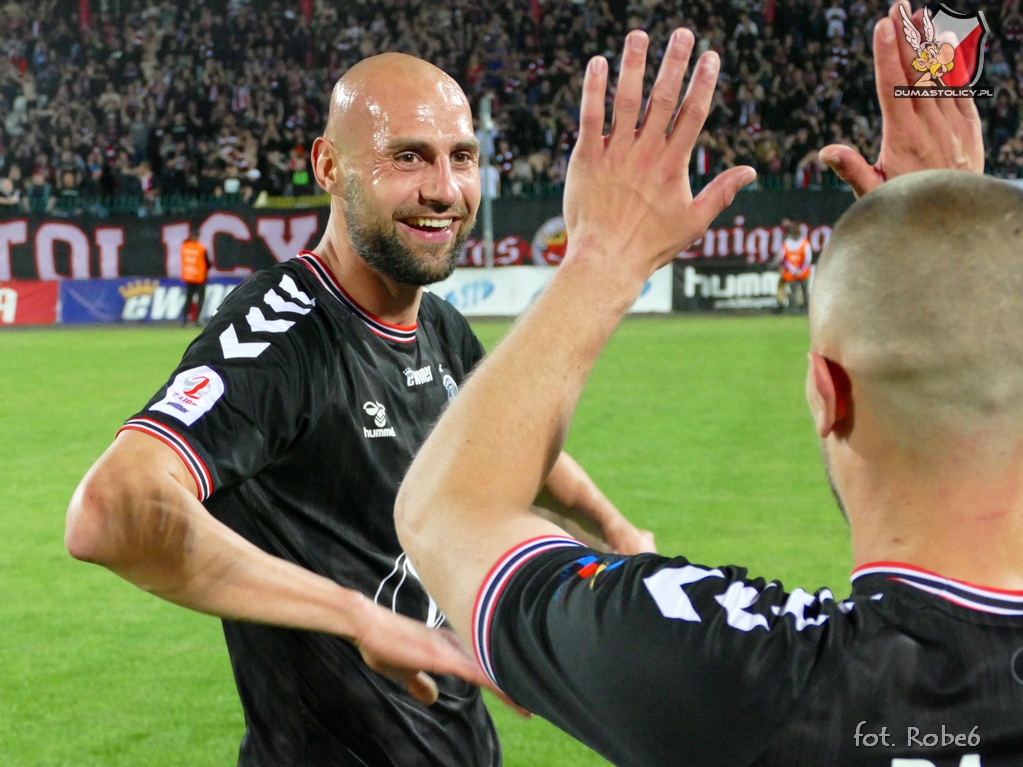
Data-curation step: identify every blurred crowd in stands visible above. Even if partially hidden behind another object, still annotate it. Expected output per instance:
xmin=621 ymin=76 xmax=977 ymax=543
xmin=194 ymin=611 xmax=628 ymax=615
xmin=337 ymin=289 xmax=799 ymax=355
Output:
xmin=0 ymin=0 xmax=1017 ymax=216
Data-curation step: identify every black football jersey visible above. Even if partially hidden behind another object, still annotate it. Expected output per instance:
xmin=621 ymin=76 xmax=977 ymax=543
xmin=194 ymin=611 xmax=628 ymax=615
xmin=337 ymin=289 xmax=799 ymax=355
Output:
xmin=476 ymin=536 xmax=1023 ymax=767
xmin=123 ymin=253 xmax=499 ymax=767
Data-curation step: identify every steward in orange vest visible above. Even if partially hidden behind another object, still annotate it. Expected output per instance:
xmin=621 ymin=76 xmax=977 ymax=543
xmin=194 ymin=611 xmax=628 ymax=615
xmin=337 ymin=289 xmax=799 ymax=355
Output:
xmin=775 ymin=220 xmax=813 ymax=313
xmin=180 ymin=229 xmax=210 ymax=325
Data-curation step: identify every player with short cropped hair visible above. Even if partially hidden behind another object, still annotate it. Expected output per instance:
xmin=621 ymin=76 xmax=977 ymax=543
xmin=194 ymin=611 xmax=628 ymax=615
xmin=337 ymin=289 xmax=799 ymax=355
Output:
xmin=396 ymin=10 xmax=1021 ymax=767
xmin=66 ymin=52 xmax=654 ymax=767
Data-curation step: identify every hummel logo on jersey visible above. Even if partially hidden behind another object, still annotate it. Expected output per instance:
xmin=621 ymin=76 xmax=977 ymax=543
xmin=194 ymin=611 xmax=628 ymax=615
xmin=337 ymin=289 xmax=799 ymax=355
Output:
xmin=362 ymin=401 xmax=396 ymax=438
xmin=219 ymin=274 xmax=315 ymax=360
xmin=404 ymin=365 xmax=434 ymax=386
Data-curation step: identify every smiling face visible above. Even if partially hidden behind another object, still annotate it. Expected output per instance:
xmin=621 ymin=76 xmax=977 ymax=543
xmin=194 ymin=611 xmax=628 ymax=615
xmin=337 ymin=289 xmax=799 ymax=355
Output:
xmin=315 ymin=54 xmax=481 ymax=286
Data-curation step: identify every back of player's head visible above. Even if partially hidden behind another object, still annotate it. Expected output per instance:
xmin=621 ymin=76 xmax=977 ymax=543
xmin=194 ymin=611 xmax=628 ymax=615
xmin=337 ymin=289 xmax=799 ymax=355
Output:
xmin=810 ymin=170 xmax=1023 ymax=451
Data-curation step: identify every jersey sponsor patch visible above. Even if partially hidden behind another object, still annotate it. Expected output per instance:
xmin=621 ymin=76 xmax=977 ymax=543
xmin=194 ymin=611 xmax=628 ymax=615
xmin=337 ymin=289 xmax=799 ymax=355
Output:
xmin=150 ymin=366 xmax=225 ymax=425
xmin=404 ymin=365 xmax=434 ymax=386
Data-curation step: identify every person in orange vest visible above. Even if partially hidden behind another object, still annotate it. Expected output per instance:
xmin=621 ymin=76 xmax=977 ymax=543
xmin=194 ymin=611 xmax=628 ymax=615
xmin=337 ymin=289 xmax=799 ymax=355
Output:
xmin=775 ymin=218 xmax=813 ymax=314
xmin=179 ymin=226 xmax=210 ymax=326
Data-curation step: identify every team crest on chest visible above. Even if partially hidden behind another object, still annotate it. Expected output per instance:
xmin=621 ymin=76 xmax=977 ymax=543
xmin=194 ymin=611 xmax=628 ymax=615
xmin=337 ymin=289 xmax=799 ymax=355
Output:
xmin=443 ymin=374 xmax=459 ymax=401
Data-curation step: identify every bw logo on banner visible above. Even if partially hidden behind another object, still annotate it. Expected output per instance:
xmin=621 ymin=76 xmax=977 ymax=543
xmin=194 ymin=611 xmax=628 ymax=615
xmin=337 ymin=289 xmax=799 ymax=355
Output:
xmin=894 ymin=4 xmax=993 ymax=98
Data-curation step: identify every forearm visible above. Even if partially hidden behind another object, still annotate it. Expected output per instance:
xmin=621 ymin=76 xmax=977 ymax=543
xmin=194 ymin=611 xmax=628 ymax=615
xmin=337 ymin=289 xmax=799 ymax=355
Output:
xmin=66 ymin=437 xmax=367 ymax=639
xmin=537 ymin=453 xmax=616 ymax=538
xmin=397 ymin=245 xmax=639 ymax=635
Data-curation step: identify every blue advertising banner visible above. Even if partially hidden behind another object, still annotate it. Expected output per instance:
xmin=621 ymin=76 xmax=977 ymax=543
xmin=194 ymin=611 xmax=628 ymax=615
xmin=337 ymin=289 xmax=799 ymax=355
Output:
xmin=59 ymin=277 xmax=245 ymax=324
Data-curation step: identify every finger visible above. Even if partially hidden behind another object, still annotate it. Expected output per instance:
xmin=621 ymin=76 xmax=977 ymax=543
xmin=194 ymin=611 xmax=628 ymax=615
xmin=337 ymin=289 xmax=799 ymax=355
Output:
xmin=955 ymin=90 xmax=980 ymax=120
xmin=404 ymin=670 xmax=440 ymax=706
xmin=610 ymin=528 xmax=657 ymax=555
xmin=668 ymin=51 xmax=720 ymax=157
xmin=687 ymin=165 xmax=757 ymax=246
xmin=576 ymin=56 xmax=609 ymax=159
xmin=491 ymin=690 xmax=533 ymax=718
xmin=639 ymin=28 xmax=694 ymax=140
xmin=819 ymin=144 xmax=882 ymax=198
xmin=609 ymin=30 xmax=649 ymax=145
xmin=890 ymin=2 xmax=922 ymax=85
xmin=955 ymin=101 xmax=985 ymax=172
xmin=639 ymin=530 xmax=657 ymax=554
xmin=873 ymin=14 xmax=911 ymax=123
xmin=902 ymin=5 xmax=943 ymax=120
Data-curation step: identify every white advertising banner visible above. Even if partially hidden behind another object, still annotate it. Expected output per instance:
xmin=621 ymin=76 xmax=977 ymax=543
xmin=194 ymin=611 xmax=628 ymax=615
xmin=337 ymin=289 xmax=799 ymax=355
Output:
xmin=431 ymin=265 xmax=673 ymax=317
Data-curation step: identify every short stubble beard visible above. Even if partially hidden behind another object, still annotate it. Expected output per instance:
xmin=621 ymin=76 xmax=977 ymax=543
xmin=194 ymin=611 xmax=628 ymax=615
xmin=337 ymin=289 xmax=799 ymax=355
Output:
xmin=343 ymin=174 xmax=475 ymax=286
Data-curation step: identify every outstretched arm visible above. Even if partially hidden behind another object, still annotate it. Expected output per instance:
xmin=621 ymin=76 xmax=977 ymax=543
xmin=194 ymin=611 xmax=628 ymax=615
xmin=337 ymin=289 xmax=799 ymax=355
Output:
xmin=819 ymin=1 xmax=983 ymax=197
xmin=537 ymin=452 xmax=657 ymax=554
xmin=395 ymin=28 xmax=755 ymax=641
xmin=66 ymin=430 xmax=494 ymax=705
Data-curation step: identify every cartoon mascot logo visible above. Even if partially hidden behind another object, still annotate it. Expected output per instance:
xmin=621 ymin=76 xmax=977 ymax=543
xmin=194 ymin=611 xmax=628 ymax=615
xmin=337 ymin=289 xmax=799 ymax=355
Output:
xmin=899 ymin=4 xmax=990 ymax=90
xmin=901 ymin=5 xmax=955 ymax=87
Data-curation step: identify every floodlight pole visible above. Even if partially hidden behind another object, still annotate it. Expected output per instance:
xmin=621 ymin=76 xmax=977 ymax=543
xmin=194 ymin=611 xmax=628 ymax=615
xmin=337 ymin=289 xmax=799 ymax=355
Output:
xmin=480 ymin=96 xmax=495 ymax=269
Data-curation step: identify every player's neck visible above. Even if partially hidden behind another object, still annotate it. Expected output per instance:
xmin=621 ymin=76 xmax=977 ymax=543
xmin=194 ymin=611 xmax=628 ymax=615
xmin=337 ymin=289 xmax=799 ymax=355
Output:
xmin=312 ymin=230 xmax=422 ymax=327
xmin=845 ymin=451 xmax=1023 ymax=590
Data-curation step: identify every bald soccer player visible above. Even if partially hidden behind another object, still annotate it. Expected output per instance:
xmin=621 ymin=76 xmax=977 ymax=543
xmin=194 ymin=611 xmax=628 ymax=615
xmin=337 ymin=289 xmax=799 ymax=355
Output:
xmin=65 ymin=53 xmax=654 ymax=767
xmin=397 ymin=21 xmax=1023 ymax=767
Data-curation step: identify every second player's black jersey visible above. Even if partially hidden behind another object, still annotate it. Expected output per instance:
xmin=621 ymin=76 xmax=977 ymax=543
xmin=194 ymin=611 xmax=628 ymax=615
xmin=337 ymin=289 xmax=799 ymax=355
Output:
xmin=124 ymin=252 xmax=498 ymax=767
xmin=476 ymin=537 xmax=1023 ymax=767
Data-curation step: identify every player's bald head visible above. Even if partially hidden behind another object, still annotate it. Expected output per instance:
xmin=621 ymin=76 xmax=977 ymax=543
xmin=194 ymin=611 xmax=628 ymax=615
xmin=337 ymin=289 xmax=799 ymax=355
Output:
xmin=811 ymin=171 xmax=1023 ymax=446
xmin=323 ymin=53 xmax=472 ymax=158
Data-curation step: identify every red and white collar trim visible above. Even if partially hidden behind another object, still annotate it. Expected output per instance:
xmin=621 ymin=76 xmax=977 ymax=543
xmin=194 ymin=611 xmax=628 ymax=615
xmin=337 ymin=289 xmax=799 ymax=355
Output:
xmin=853 ymin=561 xmax=1023 ymax=616
xmin=297 ymin=252 xmax=418 ymax=344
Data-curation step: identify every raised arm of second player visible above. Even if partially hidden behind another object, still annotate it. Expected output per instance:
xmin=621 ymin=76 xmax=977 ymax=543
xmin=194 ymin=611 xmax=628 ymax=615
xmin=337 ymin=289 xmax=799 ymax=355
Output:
xmin=65 ymin=429 xmax=493 ymax=705
xmin=395 ymin=28 xmax=756 ymax=640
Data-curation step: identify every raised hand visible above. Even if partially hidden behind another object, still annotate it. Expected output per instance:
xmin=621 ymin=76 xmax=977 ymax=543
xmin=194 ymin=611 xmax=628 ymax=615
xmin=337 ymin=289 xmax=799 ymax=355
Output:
xmin=819 ymin=2 xmax=984 ymax=198
xmin=562 ymin=29 xmax=756 ymax=290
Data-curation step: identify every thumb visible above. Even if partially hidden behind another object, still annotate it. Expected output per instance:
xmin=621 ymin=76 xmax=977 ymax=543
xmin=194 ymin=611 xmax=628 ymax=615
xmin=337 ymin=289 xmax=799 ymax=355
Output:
xmin=688 ymin=165 xmax=756 ymax=247
xmin=404 ymin=670 xmax=440 ymax=706
xmin=819 ymin=144 xmax=880 ymax=199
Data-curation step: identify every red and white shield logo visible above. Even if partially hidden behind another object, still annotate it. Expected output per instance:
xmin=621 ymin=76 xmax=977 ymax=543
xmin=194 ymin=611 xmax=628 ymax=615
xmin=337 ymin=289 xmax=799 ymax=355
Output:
xmin=931 ymin=5 xmax=990 ymax=87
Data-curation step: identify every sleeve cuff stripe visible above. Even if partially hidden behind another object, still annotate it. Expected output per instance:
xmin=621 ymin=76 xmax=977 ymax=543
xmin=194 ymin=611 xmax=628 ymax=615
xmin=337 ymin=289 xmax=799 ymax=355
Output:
xmin=118 ymin=419 xmax=214 ymax=501
xmin=472 ymin=535 xmax=583 ymax=687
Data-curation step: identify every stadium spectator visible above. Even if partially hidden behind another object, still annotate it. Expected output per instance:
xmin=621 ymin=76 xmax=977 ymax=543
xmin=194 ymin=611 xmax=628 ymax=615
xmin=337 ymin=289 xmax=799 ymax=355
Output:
xmin=54 ymin=168 xmax=83 ymax=216
xmin=22 ymin=169 xmax=52 ymax=213
xmin=0 ymin=174 xmax=20 ymax=206
xmin=65 ymin=50 xmax=653 ymax=767
xmin=397 ymin=20 xmax=1018 ymax=767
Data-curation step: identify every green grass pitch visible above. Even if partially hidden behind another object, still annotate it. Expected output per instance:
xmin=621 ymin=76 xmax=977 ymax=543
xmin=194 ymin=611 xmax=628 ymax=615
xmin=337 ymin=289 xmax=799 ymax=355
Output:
xmin=0 ymin=316 xmax=850 ymax=766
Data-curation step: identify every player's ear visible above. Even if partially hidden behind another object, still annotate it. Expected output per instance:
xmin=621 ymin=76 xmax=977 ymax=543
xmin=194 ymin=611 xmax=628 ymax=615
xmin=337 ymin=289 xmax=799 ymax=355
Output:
xmin=806 ymin=352 xmax=854 ymax=439
xmin=312 ymin=137 xmax=345 ymax=194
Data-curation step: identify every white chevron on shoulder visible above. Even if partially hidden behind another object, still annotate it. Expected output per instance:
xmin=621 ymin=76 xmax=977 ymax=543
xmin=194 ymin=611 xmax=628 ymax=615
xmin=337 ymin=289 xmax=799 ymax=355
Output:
xmin=279 ymin=274 xmax=315 ymax=306
xmin=220 ymin=323 xmax=271 ymax=359
xmin=246 ymin=306 xmax=295 ymax=333
xmin=264 ymin=288 xmax=312 ymax=315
